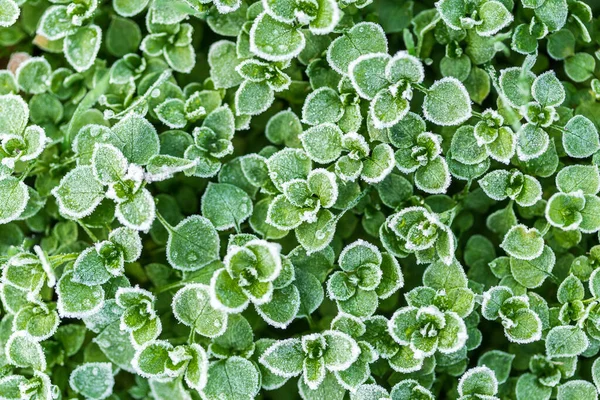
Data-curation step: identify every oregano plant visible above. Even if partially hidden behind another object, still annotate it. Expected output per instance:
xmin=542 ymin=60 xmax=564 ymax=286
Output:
xmin=1 ymin=0 xmax=600 ymax=399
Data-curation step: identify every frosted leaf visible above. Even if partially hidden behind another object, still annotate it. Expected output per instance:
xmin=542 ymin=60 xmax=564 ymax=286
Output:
xmin=414 ymin=156 xmax=452 ymax=194
xmin=113 ymin=0 xmax=150 ymax=17
xmin=0 ymin=0 xmax=19 ymax=27
xmin=327 ymin=22 xmax=387 ymax=75
xmin=351 ymin=384 xmax=389 ymax=400
xmin=260 ymin=338 xmax=304 ymax=377
xmin=64 ymin=25 xmax=102 ymax=73
xmin=164 ymin=44 xmax=196 ymax=74
xmin=476 ymin=0 xmax=513 ymax=37
xmin=109 ymin=114 xmax=160 ymax=165
xmin=556 ymin=165 xmax=600 ymax=195
xmin=557 ymin=274 xmax=584 ymax=304
xmin=15 ymin=57 xmax=51 ymax=94
xmin=249 ymin=12 xmax=305 ymax=62
xmin=92 ymin=143 xmax=128 ymax=185
xmin=155 ymin=99 xmax=187 ymax=129
xmin=235 ymin=80 xmax=274 ymax=116
xmin=390 ymin=380 xmax=434 ymax=400
xmin=422 ymin=77 xmax=472 ymax=126
xmin=499 ymin=67 xmax=535 ymax=108
xmin=450 ymin=125 xmax=487 ymax=166
xmin=132 ymin=340 xmax=177 ymax=379
xmin=563 ymin=115 xmax=600 ymax=158
xmin=185 ymin=343 xmax=209 ymax=391
xmin=13 ymin=305 xmax=58 ymax=341
xmin=69 ymin=362 xmax=115 ymax=400
xmin=508 ymin=243 xmax=554 ymax=288
xmin=545 ymin=192 xmax=585 ymax=231
xmin=0 ymin=93 xmax=28 ymax=135
xmin=386 ymin=51 xmax=425 ymax=84
xmin=201 ymin=182 xmax=253 ymax=231
xmin=500 ymin=225 xmax=544 ymax=261
xmin=458 ymin=366 xmax=498 ymax=398
xmin=295 ymin=209 xmax=336 ymax=254
xmin=51 ymin=166 xmax=105 ymax=219
xmin=19 ymin=125 xmax=48 ymax=162
xmin=307 ymin=168 xmax=338 ymax=208
xmin=256 ymin=285 xmax=300 ymax=328
xmin=145 ymin=155 xmax=196 ymax=182
xmin=516 ymin=123 xmax=549 ymax=161
xmin=370 ymin=87 xmax=409 ymax=129
xmin=532 ymin=70 xmax=565 ymax=107
xmin=208 ymin=40 xmax=244 ymax=89
xmin=266 ymin=195 xmax=304 ymax=230
xmin=348 ymin=53 xmax=391 ymax=100
xmin=299 ymin=123 xmax=343 ymax=164
xmin=72 ymin=247 xmax=114 ymax=286
xmin=57 ymin=271 xmax=105 ymax=318
xmin=0 ymin=176 xmax=29 ymax=224
xmin=166 ymin=215 xmax=220 ymax=271
xmin=6 ymin=331 xmax=46 ymax=371
xmin=267 ymin=148 xmax=312 ymax=191
xmin=545 ymin=325 xmax=589 ymax=357
xmin=362 ymin=143 xmax=395 ymax=184
xmin=202 ymin=357 xmax=260 ymax=400
xmin=172 ymin=284 xmax=228 ymax=338
xmin=307 ymin=0 xmax=340 ymax=35
xmin=115 ymin=188 xmax=155 ymax=231
xmin=557 ymin=380 xmax=598 ymax=400
xmin=302 ymin=87 xmax=344 ymax=126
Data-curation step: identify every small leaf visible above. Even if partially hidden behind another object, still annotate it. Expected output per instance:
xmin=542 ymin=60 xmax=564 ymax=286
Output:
xmin=327 ymin=22 xmax=388 ymax=75
xmin=0 ymin=176 xmax=29 ymax=224
xmin=422 ymin=77 xmax=472 ymax=126
xmin=52 ymin=166 xmax=105 ymax=219
xmin=300 ymin=123 xmax=343 ymax=164
xmin=64 ymin=25 xmax=102 ymax=73
xmin=69 ymin=363 xmax=115 ymax=400
xmin=250 ymin=13 xmax=305 ymax=61
xmin=545 ymin=325 xmax=589 ymax=357
xmin=563 ymin=115 xmax=600 ymax=159
xmin=172 ymin=283 xmax=228 ymax=337
xmin=501 ymin=225 xmax=544 ymax=260
xmin=166 ymin=215 xmax=220 ymax=271
xmin=201 ymin=182 xmax=253 ymax=231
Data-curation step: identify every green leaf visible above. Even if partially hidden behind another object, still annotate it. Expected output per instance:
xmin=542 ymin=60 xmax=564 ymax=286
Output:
xmin=532 ymin=71 xmax=565 ymax=107
xmin=166 ymin=215 xmax=220 ymax=271
xmin=556 ymin=165 xmax=600 ymax=194
xmin=57 ymin=271 xmax=105 ymax=318
xmin=260 ymin=338 xmax=304 ymax=377
xmin=108 ymin=114 xmax=160 ymax=165
xmin=296 ymin=209 xmax=336 ymax=254
xmin=348 ymin=53 xmax=391 ymax=100
xmin=327 ymin=22 xmax=388 ymax=75
xmin=557 ymin=274 xmax=584 ymax=304
xmin=414 ymin=156 xmax=451 ymax=194
xmin=362 ymin=143 xmax=395 ymax=184
xmin=302 ymin=87 xmax=344 ymax=126
xmin=300 ymin=123 xmax=343 ymax=164
xmin=557 ymin=380 xmax=598 ymax=400
xmin=235 ymin=80 xmax=274 ymax=116
xmin=458 ymin=366 xmax=498 ymax=398
xmin=6 ymin=331 xmax=46 ymax=371
xmin=545 ymin=325 xmax=589 ymax=357
xmin=476 ymin=1 xmax=513 ymax=37
xmin=501 ymin=225 xmax=544 ymax=261
xmin=202 ymin=357 xmax=260 ymax=400
xmin=69 ymin=363 xmax=115 ymax=400
xmin=563 ymin=115 xmax=600 ymax=159
xmin=250 ymin=13 xmax=305 ymax=61
xmin=52 ymin=166 xmax=105 ymax=219
xmin=0 ymin=93 xmax=28 ymax=135
xmin=422 ymin=77 xmax=472 ymax=126
xmin=15 ymin=57 xmax=51 ymax=94
xmin=256 ymin=284 xmax=301 ymax=328
xmin=208 ymin=40 xmax=244 ymax=89
xmin=0 ymin=176 xmax=29 ymax=224
xmin=172 ymin=283 xmax=228 ymax=337
xmin=0 ymin=0 xmax=18 ymax=27
xmin=201 ymin=182 xmax=253 ymax=231
xmin=517 ymin=123 xmax=549 ymax=161
xmin=564 ymin=52 xmax=595 ymax=83
xmin=510 ymin=245 xmax=555 ymax=288
xmin=477 ymin=350 xmax=515 ymax=384
xmin=115 ymin=188 xmax=156 ymax=231
xmin=64 ymin=25 xmax=102 ymax=73
xmin=92 ymin=144 xmax=128 ymax=185
xmin=113 ymin=0 xmax=150 ymax=17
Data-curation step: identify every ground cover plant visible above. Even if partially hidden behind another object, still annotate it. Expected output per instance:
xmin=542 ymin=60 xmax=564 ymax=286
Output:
xmin=1 ymin=0 xmax=600 ymax=399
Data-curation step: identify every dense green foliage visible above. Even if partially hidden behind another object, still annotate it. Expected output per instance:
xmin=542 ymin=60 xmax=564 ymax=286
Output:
xmin=1 ymin=0 xmax=600 ymax=399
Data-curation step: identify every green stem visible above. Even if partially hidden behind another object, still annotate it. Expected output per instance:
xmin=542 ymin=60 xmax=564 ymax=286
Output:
xmin=156 ymin=211 xmax=174 ymax=232
xmin=77 ymin=220 xmax=99 ymax=243
xmin=155 ymin=281 xmax=185 ymax=294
